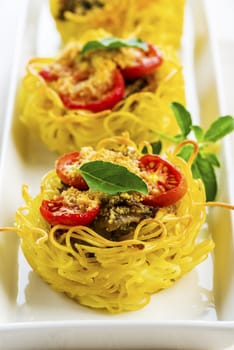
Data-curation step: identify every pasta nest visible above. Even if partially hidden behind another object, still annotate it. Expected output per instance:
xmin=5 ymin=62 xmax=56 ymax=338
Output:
xmin=50 ymin=0 xmax=185 ymax=48
xmin=14 ymin=137 xmax=214 ymax=313
xmin=19 ymin=30 xmax=185 ymax=155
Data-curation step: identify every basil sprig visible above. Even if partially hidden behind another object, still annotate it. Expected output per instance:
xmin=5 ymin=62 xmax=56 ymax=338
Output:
xmin=80 ymin=37 xmax=148 ymax=55
xmin=79 ymin=160 xmax=148 ymax=195
xmin=154 ymin=102 xmax=234 ymax=201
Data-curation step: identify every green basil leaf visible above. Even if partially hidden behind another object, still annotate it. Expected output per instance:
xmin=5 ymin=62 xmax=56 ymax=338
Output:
xmin=142 ymin=141 xmax=162 ymax=154
xmin=202 ymin=152 xmax=220 ymax=167
xmin=191 ymin=125 xmax=204 ymax=142
xmin=79 ymin=160 xmax=148 ymax=195
xmin=173 ymin=134 xmax=186 ymax=143
xmin=170 ymin=102 xmax=192 ymax=136
xmin=176 ymin=143 xmax=194 ymax=162
xmin=191 ymin=154 xmax=217 ymax=201
xmin=80 ymin=37 xmax=148 ymax=55
xmin=203 ymin=116 xmax=234 ymax=142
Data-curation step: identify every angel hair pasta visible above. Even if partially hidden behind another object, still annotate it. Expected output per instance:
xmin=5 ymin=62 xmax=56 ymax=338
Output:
xmin=49 ymin=0 xmax=185 ymax=48
xmin=19 ymin=30 xmax=185 ymax=154
xmin=13 ymin=135 xmax=214 ymax=313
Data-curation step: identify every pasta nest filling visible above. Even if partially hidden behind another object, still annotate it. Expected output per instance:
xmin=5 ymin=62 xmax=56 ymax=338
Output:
xmin=15 ymin=137 xmax=214 ymax=313
xmin=19 ymin=30 xmax=185 ymax=154
xmin=50 ymin=0 xmax=185 ymax=48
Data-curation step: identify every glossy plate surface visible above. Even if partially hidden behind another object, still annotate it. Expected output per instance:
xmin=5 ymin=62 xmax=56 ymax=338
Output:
xmin=0 ymin=0 xmax=234 ymax=349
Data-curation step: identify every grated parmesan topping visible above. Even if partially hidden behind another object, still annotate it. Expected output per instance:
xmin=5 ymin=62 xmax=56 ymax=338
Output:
xmin=39 ymin=42 xmax=154 ymax=102
xmin=61 ymin=187 xmax=100 ymax=212
xmin=79 ymin=146 xmax=141 ymax=175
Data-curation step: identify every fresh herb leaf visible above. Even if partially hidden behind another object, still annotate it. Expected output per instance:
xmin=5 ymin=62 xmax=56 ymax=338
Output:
xmin=173 ymin=134 xmax=186 ymax=143
xmin=191 ymin=125 xmax=204 ymax=142
xmin=142 ymin=141 xmax=162 ymax=154
xmin=153 ymin=102 xmax=234 ymax=201
xmin=191 ymin=154 xmax=217 ymax=201
xmin=176 ymin=143 xmax=194 ymax=162
xmin=79 ymin=160 xmax=148 ymax=195
xmin=203 ymin=116 xmax=234 ymax=142
xmin=80 ymin=37 xmax=148 ymax=55
xmin=202 ymin=152 xmax=220 ymax=167
xmin=170 ymin=102 xmax=192 ymax=136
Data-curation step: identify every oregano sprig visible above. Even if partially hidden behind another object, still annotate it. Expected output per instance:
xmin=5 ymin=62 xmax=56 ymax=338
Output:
xmin=153 ymin=102 xmax=234 ymax=201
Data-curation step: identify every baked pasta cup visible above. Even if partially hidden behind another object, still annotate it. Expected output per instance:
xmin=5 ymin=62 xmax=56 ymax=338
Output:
xmin=14 ymin=136 xmax=214 ymax=313
xmin=19 ymin=31 xmax=185 ymax=154
xmin=50 ymin=0 xmax=185 ymax=48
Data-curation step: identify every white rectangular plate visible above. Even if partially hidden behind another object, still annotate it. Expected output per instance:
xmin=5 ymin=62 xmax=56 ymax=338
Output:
xmin=0 ymin=0 xmax=234 ymax=349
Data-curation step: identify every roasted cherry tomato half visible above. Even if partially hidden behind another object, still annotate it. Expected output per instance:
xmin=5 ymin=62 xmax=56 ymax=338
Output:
xmin=39 ymin=69 xmax=59 ymax=82
xmin=40 ymin=198 xmax=100 ymax=226
xmin=121 ymin=44 xmax=162 ymax=80
xmin=139 ymin=154 xmax=187 ymax=207
xmin=59 ymin=68 xmax=125 ymax=112
xmin=56 ymin=151 xmax=88 ymax=190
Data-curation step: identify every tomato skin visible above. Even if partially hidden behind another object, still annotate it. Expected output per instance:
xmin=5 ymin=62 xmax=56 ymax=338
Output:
xmin=121 ymin=44 xmax=163 ymax=80
xmin=56 ymin=151 xmax=88 ymax=190
xmin=39 ymin=69 xmax=59 ymax=82
xmin=40 ymin=199 xmax=100 ymax=226
xmin=59 ymin=68 xmax=125 ymax=112
xmin=139 ymin=154 xmax=187 ymax=207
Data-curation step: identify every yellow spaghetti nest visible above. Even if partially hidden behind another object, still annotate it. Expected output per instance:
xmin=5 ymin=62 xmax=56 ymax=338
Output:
xmin=14 ymin=137 xmax=214 ymax=313
xmin=50 ymin=0 xmax=185 ymax=48
xmin=19 ymin=31 xmax=185 ymax=155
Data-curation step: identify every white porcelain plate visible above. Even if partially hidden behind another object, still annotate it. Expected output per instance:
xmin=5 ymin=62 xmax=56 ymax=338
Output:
xmin=0 ymin=0 xmax=234 ymax=349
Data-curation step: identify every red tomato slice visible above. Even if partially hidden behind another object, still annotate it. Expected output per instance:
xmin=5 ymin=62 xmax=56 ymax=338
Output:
xmin=121 ymin=44 xmax=162 ymax=80
xmin=40 ymin=199 xmax=100 ymax=226
xmin=56 ymin=151 xmax=88 ymax=189
xmin=39 ymin=69 xmax=59 ymax=82
xmin=59 ymin=68 xmax=125 ymax=112
xmin=139 ymin=154 xmax=187 ymax=207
